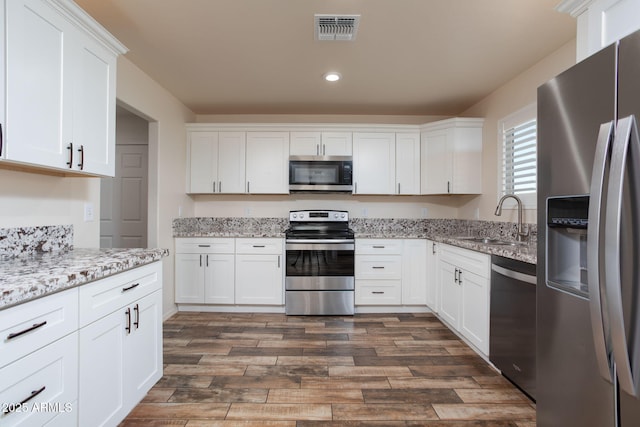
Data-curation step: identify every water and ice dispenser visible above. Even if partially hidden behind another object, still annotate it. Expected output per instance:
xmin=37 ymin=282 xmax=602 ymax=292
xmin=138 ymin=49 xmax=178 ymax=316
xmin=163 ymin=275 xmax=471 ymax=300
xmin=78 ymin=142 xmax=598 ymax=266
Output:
xmin=546 ymin=196 xmax=589 ymax=298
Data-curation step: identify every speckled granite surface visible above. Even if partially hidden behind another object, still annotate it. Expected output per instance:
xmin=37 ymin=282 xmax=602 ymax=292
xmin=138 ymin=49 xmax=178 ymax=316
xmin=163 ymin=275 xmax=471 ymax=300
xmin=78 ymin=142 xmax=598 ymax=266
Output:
xmin=0 ymin=248 xmax=169 ymax=310
xmin=0 ymin=224 xmax=73 ymax=258
xmin=173 ymin=217 xmax=287 ymax=237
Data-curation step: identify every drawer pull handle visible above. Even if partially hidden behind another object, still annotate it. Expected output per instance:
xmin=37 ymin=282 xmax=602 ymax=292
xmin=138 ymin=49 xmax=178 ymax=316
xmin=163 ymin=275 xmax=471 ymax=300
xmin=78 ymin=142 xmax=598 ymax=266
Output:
xmin=6 ymin=321 xmax=47 ymax=340
xmin=134 ymin=304 xmax=140 ymax=329
xmin=372 ymin=291 xmax=385 ymax=294
xmin=122 ymin=283 xmax=140 ymax=292
xmin=252 ymin=245 xmax=266 ymax=248
xmin=372 ymin=266 xmax=385 ymax=269
xmin=3 ymin=386 xmax=46 ymax=414
xmin=198 ymin=244 xmax=211 ymax=247
xmin=372 ymin=245 xmax=385 ymax=249
xmin=125 ymin=308 xmax=131 ymax=334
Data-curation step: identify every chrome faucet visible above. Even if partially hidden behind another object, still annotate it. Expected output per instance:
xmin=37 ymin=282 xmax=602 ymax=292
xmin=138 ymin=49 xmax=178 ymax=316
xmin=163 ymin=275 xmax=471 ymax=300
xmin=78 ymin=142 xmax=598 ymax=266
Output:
xmin=495 ymin=194 xmax=529 ymax=242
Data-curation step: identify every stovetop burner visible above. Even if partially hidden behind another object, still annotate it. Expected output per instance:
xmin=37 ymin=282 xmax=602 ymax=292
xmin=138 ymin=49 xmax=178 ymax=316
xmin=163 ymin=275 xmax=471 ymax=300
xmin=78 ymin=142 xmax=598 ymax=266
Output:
xmin=285 ymin=210 xmax=354 ymax=241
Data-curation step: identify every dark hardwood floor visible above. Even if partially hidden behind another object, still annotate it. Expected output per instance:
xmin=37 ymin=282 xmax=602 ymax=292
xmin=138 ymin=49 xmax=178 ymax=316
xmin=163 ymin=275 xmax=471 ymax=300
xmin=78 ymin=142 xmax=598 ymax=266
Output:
xmin=120 ymin=312 xmax=535 ymax=426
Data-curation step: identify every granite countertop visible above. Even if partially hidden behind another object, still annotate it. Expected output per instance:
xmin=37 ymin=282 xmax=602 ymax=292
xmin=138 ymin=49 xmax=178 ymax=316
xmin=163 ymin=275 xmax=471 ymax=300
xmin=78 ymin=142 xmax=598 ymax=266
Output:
xmin=431 ymin=236 xmax=536 ymax=264
xmin=0 ymin=247 xmax=169 ymax=311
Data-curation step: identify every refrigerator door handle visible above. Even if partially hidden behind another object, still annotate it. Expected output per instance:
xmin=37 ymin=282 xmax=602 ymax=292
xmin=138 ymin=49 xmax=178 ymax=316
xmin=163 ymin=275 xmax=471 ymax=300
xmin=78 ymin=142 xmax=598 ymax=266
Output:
xmin=605 ymin=115 xmax=640 ymax=397
xmin=587 ymin=121 xmax=616 ymax=382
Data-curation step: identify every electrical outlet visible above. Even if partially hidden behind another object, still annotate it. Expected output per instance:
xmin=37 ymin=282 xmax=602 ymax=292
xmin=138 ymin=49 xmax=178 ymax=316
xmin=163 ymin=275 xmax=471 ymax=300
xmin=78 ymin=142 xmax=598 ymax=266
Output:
xmin=421 ymin=207 xmax=429 ymax=218
xmin=362 ymin=208 xmax=368 ymax=217
xmin=84 ymin=203 xmax=94 ymax=222
xmin=474 ymin=208 xmax=480 ymax=220
xmin=178 ymin=205 xmax=183 ymax=217
xmin=245 ymin=207 xmax=252 ymax=216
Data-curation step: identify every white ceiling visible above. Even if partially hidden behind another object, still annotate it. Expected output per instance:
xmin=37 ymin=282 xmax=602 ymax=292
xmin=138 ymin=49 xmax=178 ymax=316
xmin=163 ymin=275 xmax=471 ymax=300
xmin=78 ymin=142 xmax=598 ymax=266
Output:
xmin=75 ymin=0 xmax=576 ymax=116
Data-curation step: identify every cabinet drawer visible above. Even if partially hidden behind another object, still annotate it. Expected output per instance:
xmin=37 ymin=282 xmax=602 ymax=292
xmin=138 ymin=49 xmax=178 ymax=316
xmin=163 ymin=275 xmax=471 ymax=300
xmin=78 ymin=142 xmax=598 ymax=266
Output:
xmin=236 ymin=238 xmax=283 ymax=254
xmin=356 ymin=239 xmax=402 ymax=255
xmin=356 ymin=255 xmax=402 ymax=279
xmin=0 ymin=288 xmax=78 ymax=369
xmin=439 ymin=244 xmax=490 ymax=278
xmin=79 ymin=262 xmax=161 ymax=327
xmin=355 ymin=281 xmax=401 ymax=305
xmin=0 ymin=333 xmax=78 ymax=427
xmin=175 ymin=238 xmax=235 ymax=254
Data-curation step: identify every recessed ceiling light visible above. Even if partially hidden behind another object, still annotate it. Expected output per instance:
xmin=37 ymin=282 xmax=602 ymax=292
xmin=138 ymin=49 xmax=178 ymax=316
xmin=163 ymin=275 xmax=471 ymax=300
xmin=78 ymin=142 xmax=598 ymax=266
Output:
xmin=324 ymin=72 xmax=341 ymax=82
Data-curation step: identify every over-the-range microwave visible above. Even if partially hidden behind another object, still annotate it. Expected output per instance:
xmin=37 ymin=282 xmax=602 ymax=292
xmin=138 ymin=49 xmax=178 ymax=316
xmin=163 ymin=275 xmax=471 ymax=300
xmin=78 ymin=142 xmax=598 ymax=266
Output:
xmin=288 ymin=156 xmax=353 ymax=193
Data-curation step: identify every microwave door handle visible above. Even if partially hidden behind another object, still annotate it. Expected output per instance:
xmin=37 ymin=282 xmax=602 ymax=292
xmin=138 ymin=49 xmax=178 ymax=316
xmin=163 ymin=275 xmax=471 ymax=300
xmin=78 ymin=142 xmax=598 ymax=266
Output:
xmin=605 ymin=115 xmax=640 ymax=397
xmin=587 ymin=121 xmax=616 ymax=382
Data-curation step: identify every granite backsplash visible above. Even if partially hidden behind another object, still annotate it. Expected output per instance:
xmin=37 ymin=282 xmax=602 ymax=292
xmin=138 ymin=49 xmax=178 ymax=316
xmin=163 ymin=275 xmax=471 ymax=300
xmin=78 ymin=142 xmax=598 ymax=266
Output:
xmin=0 ymin=224 xmax=73 ymax=258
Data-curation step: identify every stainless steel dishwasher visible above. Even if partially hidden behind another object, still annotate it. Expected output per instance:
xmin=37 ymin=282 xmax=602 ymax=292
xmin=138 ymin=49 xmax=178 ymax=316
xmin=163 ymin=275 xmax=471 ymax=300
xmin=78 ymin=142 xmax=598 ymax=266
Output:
xmin=490 ymin=255 xmax=536 ymax=401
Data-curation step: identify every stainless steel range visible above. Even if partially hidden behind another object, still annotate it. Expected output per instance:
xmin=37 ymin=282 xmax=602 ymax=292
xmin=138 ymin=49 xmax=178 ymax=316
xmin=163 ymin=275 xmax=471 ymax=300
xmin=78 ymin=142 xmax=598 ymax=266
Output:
xmin=285 ymin=210 xmax=355 ymax=315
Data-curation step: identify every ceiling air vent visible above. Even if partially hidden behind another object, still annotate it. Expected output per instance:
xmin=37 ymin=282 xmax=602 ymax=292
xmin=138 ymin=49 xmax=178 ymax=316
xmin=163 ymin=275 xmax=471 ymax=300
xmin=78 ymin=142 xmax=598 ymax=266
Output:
xmin=315 ymin=14 xmax=360 ymax=41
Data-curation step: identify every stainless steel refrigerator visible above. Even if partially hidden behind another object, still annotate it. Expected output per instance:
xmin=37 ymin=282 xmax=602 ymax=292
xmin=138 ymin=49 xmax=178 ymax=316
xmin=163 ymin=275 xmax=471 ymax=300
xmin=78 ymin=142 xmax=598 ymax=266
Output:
xmin=537 ymin=29 xmax=640 ymax=426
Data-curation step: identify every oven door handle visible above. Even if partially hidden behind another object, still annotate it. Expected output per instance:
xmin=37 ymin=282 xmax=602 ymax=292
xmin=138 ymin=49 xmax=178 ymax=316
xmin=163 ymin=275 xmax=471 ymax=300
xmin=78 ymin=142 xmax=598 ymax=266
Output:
xmin=286 ymin=242 xmax=355 ymax=251
xmin=286 ymin=239 xmax=355 ymax=244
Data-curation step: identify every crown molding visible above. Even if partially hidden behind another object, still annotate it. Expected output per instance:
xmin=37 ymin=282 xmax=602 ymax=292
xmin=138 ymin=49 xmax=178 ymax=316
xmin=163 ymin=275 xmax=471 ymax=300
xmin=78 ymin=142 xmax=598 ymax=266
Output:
xmin=555 ymin=0 xmax=594 ymax=17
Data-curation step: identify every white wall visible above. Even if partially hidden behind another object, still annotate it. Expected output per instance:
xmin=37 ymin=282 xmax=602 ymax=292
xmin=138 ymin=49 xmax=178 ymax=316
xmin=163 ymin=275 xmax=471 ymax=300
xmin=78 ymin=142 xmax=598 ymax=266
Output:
xmin=0 ymin=169 xmax=100 ymax=248
xmin=459 ymin=39 xmax=577 ymax=223
xmin=116 ymin=57 xmax=196 ymax=319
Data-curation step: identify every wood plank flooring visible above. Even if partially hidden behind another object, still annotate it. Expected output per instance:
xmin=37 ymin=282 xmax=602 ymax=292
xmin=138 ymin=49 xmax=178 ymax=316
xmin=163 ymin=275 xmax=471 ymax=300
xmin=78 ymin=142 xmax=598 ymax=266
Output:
xmin=120 ymin=312 xmax=535 ymax=426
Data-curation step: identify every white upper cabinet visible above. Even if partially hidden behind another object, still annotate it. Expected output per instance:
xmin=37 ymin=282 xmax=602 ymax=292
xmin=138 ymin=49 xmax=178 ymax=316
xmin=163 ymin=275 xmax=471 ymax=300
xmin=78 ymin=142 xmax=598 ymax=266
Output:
xmin=558 ymin=0 xmax=640 ymax=61
xmin=187 ymin=131 xmax=246 ymax=194
xmin=395 ymin=132 xmax=421 ymax=195
xmin=420 ymin=118 xmax=483 ymax=195
xmin=290 ymin=131 xmax=352 ymax=156
xmin=353 ymin=132 xmax=396 ymax=194
xmin=3 ymin=0 xmax=125 ymax=176
xmin=246 ymin=132 xmax=289 ymax=194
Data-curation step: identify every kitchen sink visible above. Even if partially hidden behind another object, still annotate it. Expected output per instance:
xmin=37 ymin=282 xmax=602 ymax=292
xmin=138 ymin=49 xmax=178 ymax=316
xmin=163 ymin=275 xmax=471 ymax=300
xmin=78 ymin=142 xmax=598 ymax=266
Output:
xmin=457 ymin=237 xmax=525 ymax=246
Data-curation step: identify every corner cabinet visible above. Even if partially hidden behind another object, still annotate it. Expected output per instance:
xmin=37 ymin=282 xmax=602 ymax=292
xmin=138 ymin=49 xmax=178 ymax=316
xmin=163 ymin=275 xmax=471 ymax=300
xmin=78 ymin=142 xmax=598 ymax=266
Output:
xmin=420 ymin=118 xmax=483 ymax=195
xmin=3 ymin=0 xmax=127 ymax=176
xmin=437 ymin=243 xmax=490 ymax=355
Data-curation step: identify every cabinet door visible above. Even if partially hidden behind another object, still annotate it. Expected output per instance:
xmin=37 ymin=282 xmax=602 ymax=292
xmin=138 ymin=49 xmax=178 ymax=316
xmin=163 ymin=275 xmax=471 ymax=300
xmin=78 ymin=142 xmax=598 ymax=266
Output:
xmin=420 ymin=128 xmax=452 ymax=194
xmin=235 ymin=254 xmax=283 ymax=305
xmin=175 ymin=253 xmax=205 ymax=303
xmin=290 ymin=131 xmax=321 ymax=156
xmin=460 ymin=269 xmax=489 ymax=355
xmin=246 ymin=132 xmax=289 ymax=194
xmin=322 ymin=132 xmax=352 ymax=156
xmin=451 ymin=126 xmax=482 ymax=194
xmin=438 ymin=259 xmax=460 ymax=329
xmin=6 ymin=0 xmax=74 ymax=169
xmin=79 ymin=309 xmax=126 ymax=427
xmin=218 ymin=132 xmax=246 ymax=193
xmin=0 ymin=333 xmax=78 ymax=427
xmin=188 ymin=132 xmax=218 ymax=193
xmin=401 ymin=240 xmax=427 ymax=304
xmin=204 ymin=254 xmax=235 ymax=304
xmin=425 ymin=240 xmax=439 ymax=312
xmin=353 ymin=132 xmax=396 ymax=194
xmin=395 ymin=133 xmax=421 ymax=195
xmin=124 ymin=290 xmax=163 ymax=411
xmin=72 ymin=30 xmax=117 ymax=176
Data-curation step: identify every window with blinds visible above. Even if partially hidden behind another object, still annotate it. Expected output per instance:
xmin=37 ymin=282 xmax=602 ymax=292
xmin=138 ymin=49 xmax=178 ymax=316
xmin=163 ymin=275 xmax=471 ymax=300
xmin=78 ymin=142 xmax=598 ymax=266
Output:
xmin=499 ymin=104 xmax=537 ymax=208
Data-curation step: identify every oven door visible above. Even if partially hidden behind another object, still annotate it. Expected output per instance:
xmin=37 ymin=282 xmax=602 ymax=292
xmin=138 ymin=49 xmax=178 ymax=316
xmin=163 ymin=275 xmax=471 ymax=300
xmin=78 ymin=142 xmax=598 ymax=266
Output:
xmin=285 ymin=241 xmax=354 ymax=290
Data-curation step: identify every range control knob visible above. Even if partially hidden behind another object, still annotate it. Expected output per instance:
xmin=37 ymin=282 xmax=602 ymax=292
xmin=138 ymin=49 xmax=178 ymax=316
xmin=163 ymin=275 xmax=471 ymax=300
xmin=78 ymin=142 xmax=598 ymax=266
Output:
xmin=292 ymin=213 xmax=297 ymax=219
xmin=334 ymin=213 xmax=339 ymax=218
xmin=341 ymin=213 xmax=346 ymax=218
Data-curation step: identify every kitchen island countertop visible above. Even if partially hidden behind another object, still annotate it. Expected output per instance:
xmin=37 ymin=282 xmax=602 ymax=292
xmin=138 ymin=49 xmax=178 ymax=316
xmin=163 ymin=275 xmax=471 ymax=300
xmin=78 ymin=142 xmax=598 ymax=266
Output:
xmin=0 ymin=247 xmax=169 ymax=311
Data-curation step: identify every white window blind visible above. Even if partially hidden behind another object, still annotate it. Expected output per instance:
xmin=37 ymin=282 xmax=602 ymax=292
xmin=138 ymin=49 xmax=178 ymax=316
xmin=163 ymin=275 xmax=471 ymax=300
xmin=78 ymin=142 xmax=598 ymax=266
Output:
xmin=499 ymin=104 xmax=537 ymax=208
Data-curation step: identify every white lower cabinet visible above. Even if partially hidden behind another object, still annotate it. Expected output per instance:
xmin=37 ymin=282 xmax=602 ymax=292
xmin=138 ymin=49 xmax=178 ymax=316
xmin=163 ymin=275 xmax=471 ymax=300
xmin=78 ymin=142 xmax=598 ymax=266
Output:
xmin=437 ymin=243 xmax=490 ymax=355
xmin=425 ymin=240 xmax=439 ymax=312
xmin=175 ymin=238 xmax=235 ymax=304
xmin=79 ymin=262 xmax=163 ymax=427
xmin=235 ymin=238 xmax=284 ymax=305
xmin=0 ymin=332 xmax=78 ymax=427
xmin=401 ymin=239 xmax=427 ymax=304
